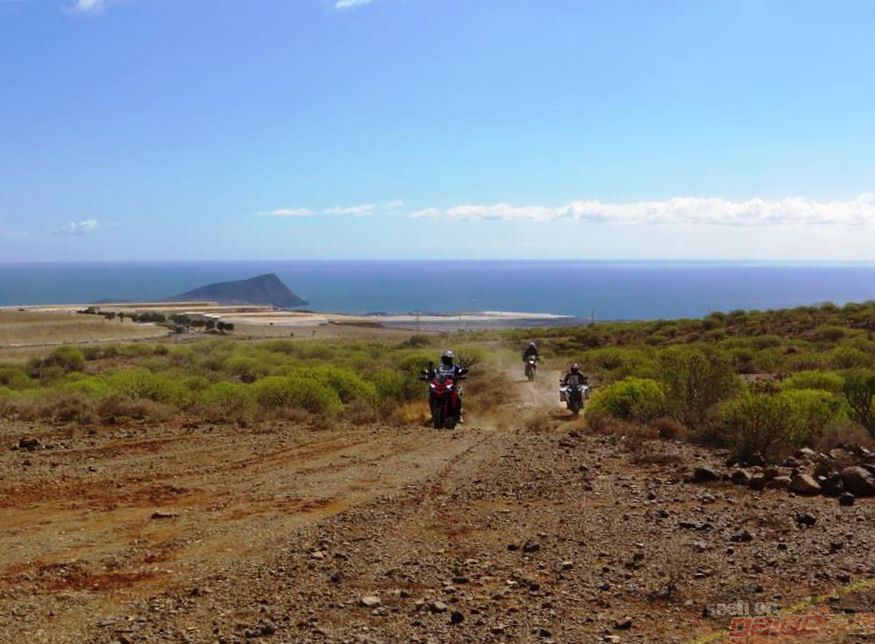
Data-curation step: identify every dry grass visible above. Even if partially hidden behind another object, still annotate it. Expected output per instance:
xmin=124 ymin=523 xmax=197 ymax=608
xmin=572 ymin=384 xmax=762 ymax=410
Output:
xmin=0 ymin=310 xmax=164 ymax=347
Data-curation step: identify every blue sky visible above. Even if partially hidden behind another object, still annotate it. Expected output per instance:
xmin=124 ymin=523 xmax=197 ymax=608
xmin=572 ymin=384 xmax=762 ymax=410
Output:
xmin=0 ymin=0 xmax=873 ymax=261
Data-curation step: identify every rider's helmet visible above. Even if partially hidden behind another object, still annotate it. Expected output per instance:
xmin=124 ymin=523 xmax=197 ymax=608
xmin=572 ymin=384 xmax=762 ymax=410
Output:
xmin=570 ymin=363 xmax=580 ymax=374
xmin=529 ymin=341 xmax=537 ymax=349
xmin=441 ymin=350 xmax=455 ymax=367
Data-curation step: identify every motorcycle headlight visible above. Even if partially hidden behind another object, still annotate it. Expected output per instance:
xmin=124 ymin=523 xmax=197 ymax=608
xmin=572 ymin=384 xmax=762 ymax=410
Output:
xmin=429 ymin=383 xmax=436 ymax=390
xmin=446 ymin=383 xmax=454 ymax=390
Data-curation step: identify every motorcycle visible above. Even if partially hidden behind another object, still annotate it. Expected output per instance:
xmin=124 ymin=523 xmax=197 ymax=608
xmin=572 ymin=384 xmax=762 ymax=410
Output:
xmin=559 ymin=379 xmax=590 ymax=415
xmin=420 ymin=362 xmax=469 ymax=429
xmin=524 ymin=356 xmax=538 ymax=381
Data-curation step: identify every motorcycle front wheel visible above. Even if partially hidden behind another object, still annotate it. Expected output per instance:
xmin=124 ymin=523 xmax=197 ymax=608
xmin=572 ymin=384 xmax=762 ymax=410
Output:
xmin=433 ymin=405 xmax=444 ymax=429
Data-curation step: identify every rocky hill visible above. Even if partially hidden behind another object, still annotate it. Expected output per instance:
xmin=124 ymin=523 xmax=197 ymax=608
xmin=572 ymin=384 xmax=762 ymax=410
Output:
xmin=166 ymin=273 xmax=308 ymax=308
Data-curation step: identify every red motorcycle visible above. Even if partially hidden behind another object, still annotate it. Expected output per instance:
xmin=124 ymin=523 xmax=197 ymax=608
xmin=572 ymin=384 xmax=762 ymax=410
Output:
xmin=420 ymin=363 xmax=468 ymax=429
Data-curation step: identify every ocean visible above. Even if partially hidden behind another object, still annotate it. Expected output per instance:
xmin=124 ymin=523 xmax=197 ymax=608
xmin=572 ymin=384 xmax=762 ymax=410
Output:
xmin=1 ymin=261 xmax=873 ymax=321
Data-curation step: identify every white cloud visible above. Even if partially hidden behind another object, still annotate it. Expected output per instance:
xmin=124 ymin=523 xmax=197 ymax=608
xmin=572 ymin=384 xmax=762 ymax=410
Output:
xmin=323 ymin=204 xmax=373 ymax=216
xmin=257 ymin=208 xmax=315 ymax=217
xmin=334 ymin=0 xmax=377 ymax=10
xmin=68 ymin=0 xmax=109 ymax=12
xmin=411 ymin=194 xmax=875 ymax=227
xmin=410 ymin=208 xmax=442 ymax=218
xmin=259 ymin=199 xmax=403 ymax=219
xmin=52 ymin=219 xmax=100 ymax=235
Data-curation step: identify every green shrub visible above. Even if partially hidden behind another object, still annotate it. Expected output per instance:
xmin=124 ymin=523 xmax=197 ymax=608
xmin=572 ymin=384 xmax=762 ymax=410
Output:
xmin=814 ymin=325 xmax=846 ymax=343
xmin=251 ymin=376 xmax=341 ymax=415
xmin=59 ymin=376 xmax=112 ymax=397
xmin=830 ymin=346 xmax=874 ymax=369
xmin=373 ymin=368 xmax=414 ymax=402
xmin=199 ymin=381 xmax=254 ymax=421
xmin=223 ymin=355 xmax=270 ymax=383
xmin=397 ymin=350 xmax=438 ymax=377
xmin=401 ymin=335 xmax=431 ymax=348
xmin=842 ymin=369 xmax=875 ymax=439
xmin=307 ymin=366 xmax=377 ymax=403
xmin=105 ymin=369 xmax=187 ymax=404
xmin=581 ymin=347 xmax=657 ymax=381
xmin=42 ymin=346 xmax=86 ymax=372
xmin=777 ymin=389 xmax=844 ymax=446
xmin=751 ymin=348 xmax=784 ymax=373
xmin=588 ymin=377 xmax=666 ymax=423
xmin=168 ymin=345 xmax=197 ymax=366
xmin=751 ymin=335 xmax=782 ymax=350
xmin=780 ymin=370 xmax=844 ymax=393
xmin=262 ymin=339 xmax=299 ymax=355
xmin=0 ymin=366 xmax=32 ymax=390
xmin=716 ymin=392 xmax=792 ymax=462
xmin=657 ymin=347 xmax=740 ymax=427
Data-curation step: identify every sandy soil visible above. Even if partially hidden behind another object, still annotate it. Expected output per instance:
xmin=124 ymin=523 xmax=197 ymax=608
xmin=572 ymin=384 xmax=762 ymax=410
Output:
xmin=0 ymin=310 xmax=167 ymax=358
xmin=1 ymin=368 xmax=873 ymax=643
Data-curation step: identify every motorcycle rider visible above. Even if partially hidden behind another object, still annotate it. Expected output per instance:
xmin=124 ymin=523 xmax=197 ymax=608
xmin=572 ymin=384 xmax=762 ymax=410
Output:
xmin=430 ymin=350 xmax=465 ymax=423
xmin=522 ymin=341 xmax=540 ymax=363
xmin=561 ymin=363 xmax=587 ymax=387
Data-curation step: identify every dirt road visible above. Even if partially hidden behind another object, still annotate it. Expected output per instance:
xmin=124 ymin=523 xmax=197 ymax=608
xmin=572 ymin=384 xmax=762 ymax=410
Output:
xmin=1 ymin=370 xmax=873 ymax=643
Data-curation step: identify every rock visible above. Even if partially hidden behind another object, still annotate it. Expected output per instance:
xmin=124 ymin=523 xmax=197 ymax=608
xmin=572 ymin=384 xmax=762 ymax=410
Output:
xmin=730 ymin=529 xmax=754 ymax=543
xmin=604 ymin=637 xmax=621 ymax=644
xmin=522 ymin=541 xmax=541 ymax=553
xmin=796 ymin=448 xmax=816 ymax=459
xmin=150 ymin=511 xmax=177 ymax=519
xmin=748 ymin=473 xmax=767 ymax=491
xmin=428 ymin=600 xmax=448 ymax=613
xmin=766 ymin=476 xmax=791 ymax=490
xmin=820 ymin=474 xmax=844 ymax=497
xmin=359 ymin=595 xmax=381 ymax=608
xmin=730 ymin=469 xmax=752 ymax=485
xmin=18 ymin=437 xmax=42 ymax=451
xmin=450 ymin=610 xmax=464 ymax=624
xmin=614 ymin=616 xmax=632 ymax=630
xmin=838 ymin=492 xmax=856 ymax=507
xmin=692 ymin=466 xmax=720 ymax=483
xmin=796 ymin=513 xmax=817 ymax=526
xmin=840 ymin=466 xmax=875 ymax=496
xmin=790 ymin=473 xmax=821 ymax=496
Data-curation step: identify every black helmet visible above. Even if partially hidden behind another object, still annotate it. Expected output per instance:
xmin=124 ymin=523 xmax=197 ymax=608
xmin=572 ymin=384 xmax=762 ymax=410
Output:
xmin=529 ymin=341 xmax=537 ymax=348
xmin=570 ymin=363 xmax=580 ymax=374
xmin=441 ymin=350 xmax=454 ymax=366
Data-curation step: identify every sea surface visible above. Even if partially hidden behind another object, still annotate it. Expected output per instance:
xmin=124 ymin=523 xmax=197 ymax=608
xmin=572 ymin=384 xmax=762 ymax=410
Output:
xmin=1 ymin=261 xmax=873 ymax=321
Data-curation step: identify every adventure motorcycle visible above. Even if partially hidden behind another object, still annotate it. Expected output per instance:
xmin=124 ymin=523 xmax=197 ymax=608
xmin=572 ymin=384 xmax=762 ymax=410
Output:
xmin=524 ymin=356 xmax=538 ymax=381
xmin=559 ymin=379 xmax=590 ymax=415
xmin=420 ymin=363 xmax=468 ymax=429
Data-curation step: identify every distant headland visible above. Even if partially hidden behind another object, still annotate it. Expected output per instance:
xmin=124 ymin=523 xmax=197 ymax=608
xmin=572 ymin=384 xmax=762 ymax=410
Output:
xmin=165 ymin=273 xmax=308 ymax=309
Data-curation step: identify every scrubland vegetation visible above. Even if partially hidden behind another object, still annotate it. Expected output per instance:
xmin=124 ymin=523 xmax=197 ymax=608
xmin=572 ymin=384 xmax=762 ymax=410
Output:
xmin=496 ymin=300 xmax=875 ymax=462
xmin=2 ymin=300 xmax=875 ymax=464
xmin=0 ymin=337 xmax=489 ymax=426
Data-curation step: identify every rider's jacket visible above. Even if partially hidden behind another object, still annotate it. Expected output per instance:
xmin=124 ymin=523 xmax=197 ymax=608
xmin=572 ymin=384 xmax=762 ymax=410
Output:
xmin=435 ymin=364 xmax=463 ymax=379
xmin=561 ymin=372 xmax=586 ymax=387
xmin=523 ymin=347 xmax=540 ymax=361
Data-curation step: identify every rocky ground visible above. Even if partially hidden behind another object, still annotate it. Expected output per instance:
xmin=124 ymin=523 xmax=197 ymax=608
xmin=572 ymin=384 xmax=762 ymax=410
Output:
xmin=1 ymin=372 xmax=874 ymax=643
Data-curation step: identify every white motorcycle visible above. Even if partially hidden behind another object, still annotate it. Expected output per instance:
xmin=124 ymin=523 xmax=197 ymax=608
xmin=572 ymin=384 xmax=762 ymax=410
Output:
xmin=559 ymin=379 xmax=590 ymax=415
xmin=524 ymin=356 xmax=538 ymax=381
